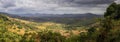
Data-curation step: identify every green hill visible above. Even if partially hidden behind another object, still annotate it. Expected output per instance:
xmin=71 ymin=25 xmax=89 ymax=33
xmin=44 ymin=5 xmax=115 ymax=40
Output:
xmin=0 ymin=14 xmax=87 ymax=42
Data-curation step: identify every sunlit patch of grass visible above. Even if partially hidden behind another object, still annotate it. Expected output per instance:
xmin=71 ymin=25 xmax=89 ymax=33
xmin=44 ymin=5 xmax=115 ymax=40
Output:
xmin=8 ymin=26 xmax=25 ymax=35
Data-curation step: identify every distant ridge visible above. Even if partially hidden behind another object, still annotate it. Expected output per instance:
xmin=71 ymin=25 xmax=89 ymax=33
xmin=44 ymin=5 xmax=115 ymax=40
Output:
xmin=15 ymin=13 xmax=103 ymax=18
xmin=0 ymin=12 xmax=103 ymax=26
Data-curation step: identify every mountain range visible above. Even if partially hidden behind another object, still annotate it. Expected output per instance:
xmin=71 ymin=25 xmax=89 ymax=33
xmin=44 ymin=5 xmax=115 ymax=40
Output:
xmin=0 ymin=12 xmax=103 ymax=26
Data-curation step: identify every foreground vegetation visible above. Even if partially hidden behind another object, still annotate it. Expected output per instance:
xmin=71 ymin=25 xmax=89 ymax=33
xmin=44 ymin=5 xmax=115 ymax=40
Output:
xmin=0 ymin=2 xmax=120 ymax=42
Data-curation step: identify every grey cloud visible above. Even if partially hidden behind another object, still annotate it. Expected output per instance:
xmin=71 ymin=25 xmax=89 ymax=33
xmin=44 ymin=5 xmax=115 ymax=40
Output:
xmin=2 ymin=3 xmax=15 ymax=8
xmin=72 ymin=0 xmax=115 ymax=4
xmin=0 ymin=0 xmax=118 ymax=14
xmin=55 ymin=0 xmax=116 ymax=7
xmin=40 ymin=0 xmax=115 ymax=7
xmin=0 ymin=0 xmax=15 ymax=8
xmin=115 ymin=0 xmax=120 ymax=4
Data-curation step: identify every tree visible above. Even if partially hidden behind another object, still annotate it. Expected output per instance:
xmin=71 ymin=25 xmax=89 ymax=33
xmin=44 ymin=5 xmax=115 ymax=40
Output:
xmin=114 ymin=4 xmax=120 ymax=19
xmin=104 ymin=3 xmax=117 ymax=18
xmin=104 ymin=3 xmax=120 ymax=20
xmin=97 ymin=3 xmax=118 ymax=42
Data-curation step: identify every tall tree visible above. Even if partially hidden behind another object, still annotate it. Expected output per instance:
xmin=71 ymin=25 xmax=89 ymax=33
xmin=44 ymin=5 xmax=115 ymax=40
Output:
xmin=104 ymin=3 xmax=117 ymax=18
xmin=97 ymin=2 xmax=118 ymax=42
xmin=114 ymin=4 xmax=120 ymax=19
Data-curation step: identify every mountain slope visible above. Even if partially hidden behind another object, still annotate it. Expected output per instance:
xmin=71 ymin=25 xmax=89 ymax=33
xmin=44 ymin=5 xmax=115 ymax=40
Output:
xmin=4 ymin=13 xmax=103 ymax=26
xmin=0 ymin=14 xmax=39 ymax=35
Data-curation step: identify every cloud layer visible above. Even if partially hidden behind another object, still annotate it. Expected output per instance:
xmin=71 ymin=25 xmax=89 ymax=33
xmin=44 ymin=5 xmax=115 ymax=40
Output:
xmin=0 ymin=0 xmax=118 ymax=14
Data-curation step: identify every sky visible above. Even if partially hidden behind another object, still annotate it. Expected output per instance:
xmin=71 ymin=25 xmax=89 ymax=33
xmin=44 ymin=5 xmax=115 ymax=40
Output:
xmin=0 ymin=0 xmax=119 ymax=14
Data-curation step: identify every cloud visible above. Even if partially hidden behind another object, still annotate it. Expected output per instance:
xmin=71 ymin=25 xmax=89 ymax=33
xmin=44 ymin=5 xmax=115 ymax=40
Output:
xmin=73 ymin=0 xmax=114 ymax=4
xmin=0 ymin=0 xmax=15 ymax=8
xmin=115 ymin=0 xmax=120 ymax=4
xmin=52 ymin=0 xmax=115 ymax=7
xmin=0 ymin=0 xmax=117 ymax=14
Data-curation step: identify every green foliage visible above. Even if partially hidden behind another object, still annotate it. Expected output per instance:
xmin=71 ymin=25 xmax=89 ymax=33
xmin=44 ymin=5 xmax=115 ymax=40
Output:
xmin=104 ymin=3 xmax=120 ymax=19
xmin=0 ymin=32 xmax=22 ymax=42
xmin=38 ymin=31 xmax=65 ymax=42
xmin=98 ymin=3 xmax=120 ymax=42
xmin=114 ymin=4 xmax=120 ymax=19
xmin=0 ymin=14 xmax=9 ymax=21
xmin=20 ymin=33 xmax=36 ymax=42
xmin=104 ymin=3 xmax=117 ymax=17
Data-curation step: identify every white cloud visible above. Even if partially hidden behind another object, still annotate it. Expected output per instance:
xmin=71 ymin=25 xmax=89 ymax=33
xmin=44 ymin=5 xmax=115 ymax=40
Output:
xmin=115 ymin=0 xmax=120 ymax=4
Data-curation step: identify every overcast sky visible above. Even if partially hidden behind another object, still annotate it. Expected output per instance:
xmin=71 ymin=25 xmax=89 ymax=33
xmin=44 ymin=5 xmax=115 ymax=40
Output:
xmin=0 ymin=0 xmax=119 ymax=14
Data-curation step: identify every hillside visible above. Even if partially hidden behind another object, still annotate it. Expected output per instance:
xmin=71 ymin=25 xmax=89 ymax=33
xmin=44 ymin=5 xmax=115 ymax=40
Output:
xmin=0 ymin=14 xmax=88 ymax=42
xmin=0 ymin=14 xmax=38 ymax=35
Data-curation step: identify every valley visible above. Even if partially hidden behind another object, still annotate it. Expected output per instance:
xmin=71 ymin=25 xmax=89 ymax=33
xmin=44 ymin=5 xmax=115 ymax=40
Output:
xmin=0 ymin=2 xmax=120 ymax=42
